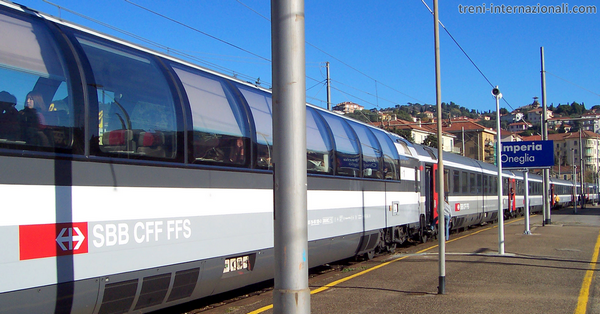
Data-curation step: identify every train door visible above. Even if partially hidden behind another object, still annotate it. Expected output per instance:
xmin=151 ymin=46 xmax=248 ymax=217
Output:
xmin=422 ymin=164 xmax=437 ymax=241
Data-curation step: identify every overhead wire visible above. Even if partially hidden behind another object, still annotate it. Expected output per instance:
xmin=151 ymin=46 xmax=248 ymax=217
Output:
xmin=234 ymin=0 xmax=425 ymax=107
xmin=546 ymin=72 xmax=600 ymax=98
xmin=123 ymin=0 xmax=404 ymax=107
xmin=42 ymin=0 xmax=271 ymax=87
xmin=420 ymin=0 xmax=515 ymax=112
xmin=124 ymin=0 xmax=271 ymax=63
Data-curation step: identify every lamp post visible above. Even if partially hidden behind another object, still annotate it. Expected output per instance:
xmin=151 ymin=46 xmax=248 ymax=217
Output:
xmin=493 ymin=86 xmax=504 ymax=255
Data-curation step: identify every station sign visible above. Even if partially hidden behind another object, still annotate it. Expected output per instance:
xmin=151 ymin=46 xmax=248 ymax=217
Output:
xmin=501 ymin=140 xmax=554 ymax=169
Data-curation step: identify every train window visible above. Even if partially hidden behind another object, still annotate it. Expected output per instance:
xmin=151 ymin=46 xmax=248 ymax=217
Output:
xmin=172 ymin=65 xmax=249 ymax=165
xmin=319 ymin=112 xmax=360 ymax=177
xmin=461 ymin=171 xmax=468 ymax=194
xmin=0 ymin=11 xmax=74 ymax=150
xmin=395 ymin=139 xmax=412 ymax=156
xmin=519 ymin=181 xmax=525 ymax=194
xmin=306 ymin=107 xmax=333 ymax=174
xmin=415 ymin=166 xmax=419 ymax=192
xmin=483 ymin=175 xmax=488 ymax=194
xmin=529 ymin=182 xmax=533 ymax=194
xmin=444 ymin=169 xmax=450 ymax=193
xmin=470 ymin=173 xmax=476 ymax=194
xmin=237 ymin=84 xmax=272 ymax=169
xmin=477 ymin=174 xmax=482 ymax=194
xmin=491 ymin=175 xmax=497 ymax=194
xmin=372 ymin=130 xmax=400 ymax=180
xmin=76 ymin=35 xmax=177 ymax=159
xmin=452 ymin=170 xmax=460 ymax=193
xmin=348 ymin=121 xmax=382 ymax=179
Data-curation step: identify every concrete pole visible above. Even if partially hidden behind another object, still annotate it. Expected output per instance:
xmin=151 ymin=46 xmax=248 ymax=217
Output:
xmin=433 ymin=0 xmax=446 ymax=295
xmin=523 ymin=170 xmax=531 ymax=235
xmin=271 ymin=1 xmax=310 ymax=312
xmin=540 ymin=47 xmax=551 ymax=224
xmin=462 ymin=127 xmax=465 ymax=157
xmin=326 ymin=62 xmax=331 ymax=111
xmin=573 ymin=148 xmax=577 ymax=213
xmin=494 ymin=86 xmax=505 ymax=255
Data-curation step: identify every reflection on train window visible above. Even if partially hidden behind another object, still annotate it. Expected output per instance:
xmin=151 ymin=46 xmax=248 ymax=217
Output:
xmin=238 ymin=84 xmax=272 ymax=169
xmin=372 ymin=130 xmax=400 ymax=180
xmin=77 ymin=35 xmax=177 ymax=159
xmin=319 ymin=112 xmax=360 ymax=177
xmin=306 ymin=108 xmax=332 ymax=174
xmin=0 ymin=12 xmax=74 ymax=150
xmin=348 ymin=121 xmax=381 ymax=179
xmin=173 ymin=65 xmax=249 ymax=166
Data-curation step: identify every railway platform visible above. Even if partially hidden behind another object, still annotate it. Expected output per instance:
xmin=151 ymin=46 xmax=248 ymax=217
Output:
xmin=184 ymin=205 xmax=600 ymax=314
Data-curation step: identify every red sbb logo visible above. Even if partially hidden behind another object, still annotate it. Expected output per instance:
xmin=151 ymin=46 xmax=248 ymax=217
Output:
xmin=19 ymin=222 xmax=88 ymax=260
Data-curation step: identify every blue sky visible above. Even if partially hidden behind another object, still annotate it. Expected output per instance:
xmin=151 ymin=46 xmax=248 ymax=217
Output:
xmin=15 ymin=0 xmax=600 ymax=113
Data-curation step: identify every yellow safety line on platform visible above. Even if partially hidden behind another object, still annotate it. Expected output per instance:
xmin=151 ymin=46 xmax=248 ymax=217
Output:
xmin=574 ymin=229 xmax=600 ymax=314
xmin=247 ymin=217 xmax=526 ymax=314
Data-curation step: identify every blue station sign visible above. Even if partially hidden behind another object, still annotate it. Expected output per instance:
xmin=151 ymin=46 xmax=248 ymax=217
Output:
xmin=501 ymin=140 xmax=554 ymax=168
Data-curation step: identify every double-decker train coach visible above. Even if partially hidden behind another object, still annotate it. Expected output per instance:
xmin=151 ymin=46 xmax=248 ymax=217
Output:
xmin=0 ymin=2 xmax=426 ymax=313
xmin=0 ymin=1 xmax=583 ymax=313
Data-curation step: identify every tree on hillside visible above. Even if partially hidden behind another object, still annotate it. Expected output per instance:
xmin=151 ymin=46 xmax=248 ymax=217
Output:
xmin=554 ymin=104 xmax=573 ymax=116
xmin=392 ymin=108 xmax=413 ymax=121
xmin=519 ymin=129 xmax=534 ymax=136
xmin=570 ymin=102 xmax=586 ymax=116
xmin=477 ymin=118 xmax=497 ymax=129
xmin=423 ymin=134 xmax=438 ymax=148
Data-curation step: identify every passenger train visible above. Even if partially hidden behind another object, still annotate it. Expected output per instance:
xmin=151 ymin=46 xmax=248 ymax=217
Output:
xmin=0 ymin=2 xmax=589 ymax=313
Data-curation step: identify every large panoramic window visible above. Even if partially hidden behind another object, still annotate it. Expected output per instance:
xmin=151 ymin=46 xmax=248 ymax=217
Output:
xmin=0 ymin=11 xmax=74 ymax=150
xmin=77 ymin=35 xmax=177 ymax=159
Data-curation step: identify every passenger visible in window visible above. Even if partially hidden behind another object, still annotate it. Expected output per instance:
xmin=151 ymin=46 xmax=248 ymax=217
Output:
xmin=0 ymin=91 xmax=19 ymax=140
xmin=21 ymin=91 xmax=47 ymax=124
xmin=18 ymin=91 xmax=49 ymax=146
xmin=383 ymin=167 xmax=391 ymax=179
xmin=229 ymin=137 xmax=245 ymax=164
xmin=25 ymin=91 xmax=47 ymax=111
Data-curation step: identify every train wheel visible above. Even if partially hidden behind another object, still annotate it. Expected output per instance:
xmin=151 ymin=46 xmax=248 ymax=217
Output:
xmin=364 ymin=250 xmax=375 ymax=260
xmin=386 ymin=243 xmax=397 ymax=253
xmin=420 ymin=231 xmax=428 ymax=243
xmin=395 ymin=226 xmax=407 ymax=246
